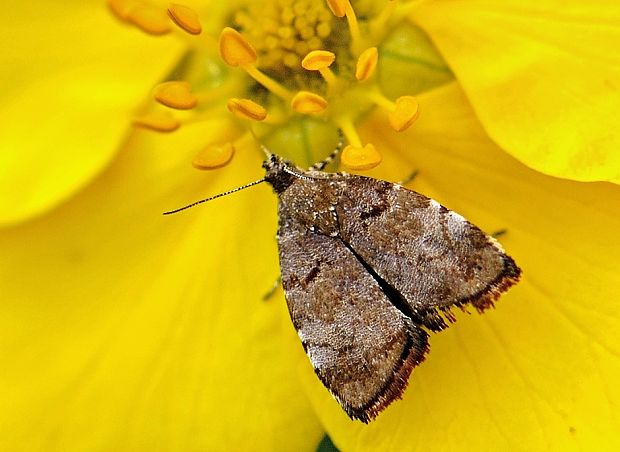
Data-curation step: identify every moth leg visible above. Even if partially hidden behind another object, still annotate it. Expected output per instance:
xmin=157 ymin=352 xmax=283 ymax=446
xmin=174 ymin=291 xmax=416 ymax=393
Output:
xmin=492 ymin=229 xmax=507 ymax=238
xmin=262 ymin=276 xmax=282 ymax=301
xmin=308 ymin=129 xmax=344 ymax=171
xmin=397 ymin=170 xmax=419 ymax=186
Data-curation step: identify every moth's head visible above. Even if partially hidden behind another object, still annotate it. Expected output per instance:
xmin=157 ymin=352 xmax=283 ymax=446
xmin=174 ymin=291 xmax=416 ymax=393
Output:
xmin=262 ymin=153 xmax=297 ymax=194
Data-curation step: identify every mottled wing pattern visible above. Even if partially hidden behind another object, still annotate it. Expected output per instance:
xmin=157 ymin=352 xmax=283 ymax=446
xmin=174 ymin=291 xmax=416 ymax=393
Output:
xmin=336 ymin=177 xmax=521 ymax=331
xmin=278 ymin=205 xmax=429 ymax=422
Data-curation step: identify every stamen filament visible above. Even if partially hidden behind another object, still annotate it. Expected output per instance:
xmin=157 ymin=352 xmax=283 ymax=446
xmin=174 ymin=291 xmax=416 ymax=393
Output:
xmin=367 ymin=89 xmax=395 ymax=110
xmin=370 ymin=0 xmax=398 ymax=37
xmin=337 ymin=117 xmax=363 ymax=148
xmin=242 ymin=64 xmax=291 ymax=100
xmin=391 ymin=0 xmax=425 ymax=26
xmin=302 ymin=50 xmax=338 ymax=88
xmin=344 ymin=2 xmax=362 ymax=54
xmin=319 ymin=67 xmax=337 ymax=87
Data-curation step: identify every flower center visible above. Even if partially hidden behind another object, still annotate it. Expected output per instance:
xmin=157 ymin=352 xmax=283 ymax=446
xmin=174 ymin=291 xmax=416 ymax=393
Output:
xmin=110 ymin=0 xmax=453 ymax=171
xmin=233 ymin=0 xmax=339 ymax=76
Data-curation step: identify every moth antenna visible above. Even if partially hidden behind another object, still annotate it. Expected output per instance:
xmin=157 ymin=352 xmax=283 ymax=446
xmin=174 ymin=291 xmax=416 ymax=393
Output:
xmin=309 ymin=129 xmax=345 ymax=171
xmin=163 ymin=179 xmax=266 ymax=215
xmin=283 ymin=166 xmax=313 ymax=181
xmin=260 ymin=145 xmax=272 ymax=159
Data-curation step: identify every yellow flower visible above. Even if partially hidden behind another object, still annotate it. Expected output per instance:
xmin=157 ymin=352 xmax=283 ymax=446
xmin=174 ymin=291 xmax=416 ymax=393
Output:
xmin=1 ymin=1 xmax=619 ymax=451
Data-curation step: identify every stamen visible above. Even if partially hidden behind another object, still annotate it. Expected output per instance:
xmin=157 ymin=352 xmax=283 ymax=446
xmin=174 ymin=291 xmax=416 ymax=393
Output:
xmin=291 ymin=91 xmax=328 ymax=114
xmin=167 ymin=4 xmax=202 ymax=35
xmin=153 ymin=81 xmax=198 ymax=110
xmin=108 ymin=0 xmax=141 ymax=21
xmin=193 ymin=143 xmax=235 ymax=170
xmin=133 ymin=112 xmax=181 ymax=132
xmin=341 ymin=144 xmax=382 ymax=170
xmin=389 ymin=96 xmax=420 ymax=132
xmin=302 ymin=50 xmax=337 ymax=86
xmin=367 ymin=91 xmax=420 ymax=132
xmin=343 ymin=1 xmax=362 ymax=53
xmin=337 ymin=117 xmax=363 ymax=147
xmin=227 ymin=98 xmax=268 ymax=121
xmin=326 ymin=0 xmax=361 ymax=53
xmin=127 ymin=4 xmax=171 ymax=36
xmin=302 ymin=50 xmax=335 ymax=70
xmin=219 ymin=27 xmax=257 ymax=66
xmin=370 ymin=0 xmax=398 ymax=36
xmin=243 ymin=65 xmax=292 ymax=100
xmin=325 ymin=0 xmax=347 ymax=18
xmin=355 ymin=47 xmax=378 ymax=82
xmin=219 ymin=28 xmax=291 ymax=100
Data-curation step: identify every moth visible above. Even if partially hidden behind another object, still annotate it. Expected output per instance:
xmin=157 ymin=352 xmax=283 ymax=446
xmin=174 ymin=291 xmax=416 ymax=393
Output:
xmin=165 ymin=138 xmax=521 ymax=423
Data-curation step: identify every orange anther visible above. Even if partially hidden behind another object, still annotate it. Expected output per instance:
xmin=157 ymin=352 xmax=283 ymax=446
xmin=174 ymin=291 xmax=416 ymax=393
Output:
xmin=388 ymin=96 xmax=420 ymax=132
xmin=133 ymin=112 xmax=180 ymax=132
xmin=127 ymin=5 xmax=171 ymax=35
xmin=153 ymin=81 xmax=198 ymax=110
xmin=226 ymin=98 xmax=268 ymax=121
xmin=341 ymin=144 xmax=382 ymax=170
xmin=193 ymin=143 xmax=235 ymax=169
xmin=291 ymin=91 xmax=328 ymax=114
xmin=302 ymin=50 xmax=336 ymax=70
xmin=219 ymin=27 xmax=257 ymax=67
xmin=355 ymin=47 xmax=378 ymax=81
xmin=167 ymin=4 xmax=202 ymax=35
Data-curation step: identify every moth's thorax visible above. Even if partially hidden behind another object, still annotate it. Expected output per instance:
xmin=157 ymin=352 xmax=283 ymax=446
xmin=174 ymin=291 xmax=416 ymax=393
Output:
xmin=281 ymin=179 xmax=341 ymax=237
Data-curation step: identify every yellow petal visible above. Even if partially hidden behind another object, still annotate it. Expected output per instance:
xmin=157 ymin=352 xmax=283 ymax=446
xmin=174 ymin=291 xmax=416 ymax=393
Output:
xmin=412 ymin=1 xmax=620 ymax=183
xmin=0 ymin=2 xmax=182 ymax=226
xmin=303 ymin=83 xmax=620 ymax=450
xmin=0 ymin=120 xmax=322 ymax=450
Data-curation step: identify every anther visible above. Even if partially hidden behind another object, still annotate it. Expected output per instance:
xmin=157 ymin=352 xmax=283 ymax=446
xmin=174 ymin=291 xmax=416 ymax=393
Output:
xmin=133 ymin=112 xmax=181 ymax=132
xmin=356 ymin=47 xmax=378 ymax=81
xmin=302 ymin=50 xmax=337 ymax=85
xmin=291 ymin=91 xmax=328 ymax=114
xmin=227 ymin=98 xmax=268 ymax=121
xmin=167 ymin=4 xmax=202 ymax=35
xmin=388 ymin=96 xmax=420 ymax=132
xmin=302 ymin=50 xmax=336 ymax=70
xmin=326 ymin=0 xmax=347 ymax=18
xmin=219 ymin=27 xmax=257 ymax=66
xmin=108 ymin=0 xmax=141 ymax=21
xmin=153 ymin=81 xmax=198 ymax=110
xmin=127 ymin=5 xmax=171 ymax=35
xmin=193 ymin=143 xmax=235 ymax=170
xmin=341 ymin=144 xmax=382 ymax=171
xmin=219 ymin=28 xmax=291 ymax=100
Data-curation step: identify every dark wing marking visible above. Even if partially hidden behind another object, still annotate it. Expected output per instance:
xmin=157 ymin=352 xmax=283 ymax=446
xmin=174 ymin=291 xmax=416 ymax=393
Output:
xmin=336 ymin=177 xmax=521 ymax=331
xmin=277 ymin=207 xmax=429 ymax=422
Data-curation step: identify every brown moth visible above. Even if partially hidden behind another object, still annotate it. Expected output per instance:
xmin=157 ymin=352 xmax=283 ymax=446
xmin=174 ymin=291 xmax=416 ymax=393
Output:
xmin=165 ymin=142 xmax=521 ymax=423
